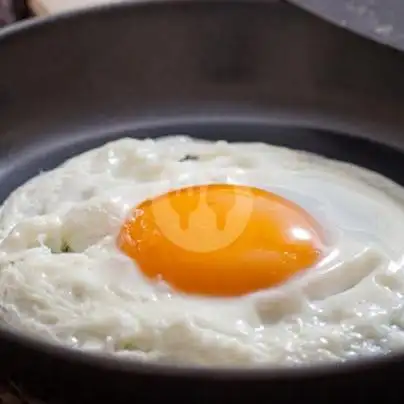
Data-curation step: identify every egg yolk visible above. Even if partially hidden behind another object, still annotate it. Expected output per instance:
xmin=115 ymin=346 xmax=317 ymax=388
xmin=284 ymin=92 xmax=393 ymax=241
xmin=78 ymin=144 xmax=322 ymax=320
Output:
xmin=117 ymin=184 xmax=324 ymax=297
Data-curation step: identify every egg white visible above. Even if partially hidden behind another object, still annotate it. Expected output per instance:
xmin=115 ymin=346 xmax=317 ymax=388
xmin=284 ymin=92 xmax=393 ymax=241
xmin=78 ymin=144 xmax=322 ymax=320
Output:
xmin=0 ymin=135 xmax=404 ymax=366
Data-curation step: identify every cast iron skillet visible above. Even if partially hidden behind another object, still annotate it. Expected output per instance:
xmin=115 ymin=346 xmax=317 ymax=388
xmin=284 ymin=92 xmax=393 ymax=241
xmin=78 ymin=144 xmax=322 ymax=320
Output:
xmin=1 ymin=0 xmax=404 ymax=402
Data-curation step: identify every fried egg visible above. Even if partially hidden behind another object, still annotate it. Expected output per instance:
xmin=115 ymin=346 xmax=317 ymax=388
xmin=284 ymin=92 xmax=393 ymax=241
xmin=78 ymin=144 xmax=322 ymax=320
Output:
xmin=1 ymin=135 xmax=404 ymax=366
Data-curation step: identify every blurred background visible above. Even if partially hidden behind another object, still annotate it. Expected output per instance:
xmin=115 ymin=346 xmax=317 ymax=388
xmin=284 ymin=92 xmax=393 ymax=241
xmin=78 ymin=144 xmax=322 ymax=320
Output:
xmin=1 ymin=0 xmax=402 ymax=54
xmin=0 ymin=0 xmax=120 ymax=21
xmin=0 ymin=0 xmax=17 ymax=24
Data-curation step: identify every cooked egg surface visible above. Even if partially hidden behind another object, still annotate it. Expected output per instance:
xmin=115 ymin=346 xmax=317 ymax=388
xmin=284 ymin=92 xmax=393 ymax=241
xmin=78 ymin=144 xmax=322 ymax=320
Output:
xmin=1 ymin=136 xmax=404 ymax=367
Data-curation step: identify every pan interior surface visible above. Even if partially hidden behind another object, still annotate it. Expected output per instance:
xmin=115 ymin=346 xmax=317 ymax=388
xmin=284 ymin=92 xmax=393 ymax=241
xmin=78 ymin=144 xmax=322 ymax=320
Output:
xmin=2 ymin=117 xmax=404 ymax=386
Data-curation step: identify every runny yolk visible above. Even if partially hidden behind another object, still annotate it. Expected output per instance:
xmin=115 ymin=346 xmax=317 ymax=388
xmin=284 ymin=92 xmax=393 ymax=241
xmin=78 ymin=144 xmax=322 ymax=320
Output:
xmin=117 ymin=184 xmax=324 ymax=297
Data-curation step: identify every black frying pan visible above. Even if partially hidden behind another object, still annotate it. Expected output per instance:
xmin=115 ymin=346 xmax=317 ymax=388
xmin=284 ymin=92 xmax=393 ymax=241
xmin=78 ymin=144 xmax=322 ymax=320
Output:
xmin=1 ymin=1 xmax=404 ymax=403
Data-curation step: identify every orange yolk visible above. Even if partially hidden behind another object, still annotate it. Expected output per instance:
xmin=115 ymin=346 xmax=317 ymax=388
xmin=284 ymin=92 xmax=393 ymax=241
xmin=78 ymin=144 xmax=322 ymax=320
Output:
xmin=117 ymin=184 xmax=324 ymax=297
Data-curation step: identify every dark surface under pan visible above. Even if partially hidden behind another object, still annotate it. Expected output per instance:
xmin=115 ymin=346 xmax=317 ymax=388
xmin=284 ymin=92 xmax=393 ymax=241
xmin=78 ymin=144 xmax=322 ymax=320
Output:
xmin=1 ymin=0 xmax=404 ymax=403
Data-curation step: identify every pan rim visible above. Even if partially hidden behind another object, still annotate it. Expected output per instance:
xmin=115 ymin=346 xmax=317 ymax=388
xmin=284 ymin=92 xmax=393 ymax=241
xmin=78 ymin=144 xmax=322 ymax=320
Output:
xmin=1 ymin=0 xmax=404 ymax=380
